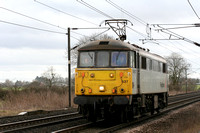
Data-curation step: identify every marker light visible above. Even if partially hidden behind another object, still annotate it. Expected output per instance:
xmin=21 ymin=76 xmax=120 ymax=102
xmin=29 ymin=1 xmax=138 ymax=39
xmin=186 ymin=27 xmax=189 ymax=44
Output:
xmin=90 ymin=73 xmax=95 ymax=78
xmin=82 ymin=72 xmax=85 ymax=77
xmin=120 ymin=72 xmax=123 ymax=77
xmin=110 ymin=73 xmax=114 ymax=78
xmin=89 ymin=88 xmax=92 ymax=93
xmin=112 ymin=88 xmax=117 ymax=93
xmin=99 ymin=86 xmax=105 ymax=92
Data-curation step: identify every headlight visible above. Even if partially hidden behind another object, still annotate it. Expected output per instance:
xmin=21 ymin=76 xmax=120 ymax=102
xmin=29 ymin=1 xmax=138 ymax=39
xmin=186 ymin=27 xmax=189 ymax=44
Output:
xmin=99 ymin=86 xmax=105 ymax=92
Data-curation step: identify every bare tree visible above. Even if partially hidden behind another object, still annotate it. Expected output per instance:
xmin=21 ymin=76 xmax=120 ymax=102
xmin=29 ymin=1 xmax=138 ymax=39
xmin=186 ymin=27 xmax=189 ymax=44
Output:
xmin=13 ymin=80 xmax=23 ymax=92
xmin=4 ymin=79 xmax=14 ymax=89
xmin=166 ymin=53 xmax=191 ymax=91
xmin=42 ymin=66 xmax=61 ymax=89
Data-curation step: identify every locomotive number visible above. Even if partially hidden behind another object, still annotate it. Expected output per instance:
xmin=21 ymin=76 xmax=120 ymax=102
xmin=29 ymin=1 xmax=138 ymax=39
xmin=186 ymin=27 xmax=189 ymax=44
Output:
xmin=122 ymin=80 xmax=128 ymax=83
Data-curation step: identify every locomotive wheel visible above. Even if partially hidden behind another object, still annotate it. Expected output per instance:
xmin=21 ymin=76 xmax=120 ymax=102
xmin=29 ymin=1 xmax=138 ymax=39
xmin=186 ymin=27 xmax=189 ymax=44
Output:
xmin=87 ymin=104 xmax=97 ymax=122
xmin=127 ymin=110 xmax=133 ymax=122
xmin=119 ymin=106 xmax=128 ymax=123
xmin=87 ymin=111 xmax=97 ymax=122
xmin=151 ymin=108 xmax=155 ymax=115
xmin=156 ymin=108 xmax=160 ymax=113
xmin=104 ymin=107 xmax=111 ymax=121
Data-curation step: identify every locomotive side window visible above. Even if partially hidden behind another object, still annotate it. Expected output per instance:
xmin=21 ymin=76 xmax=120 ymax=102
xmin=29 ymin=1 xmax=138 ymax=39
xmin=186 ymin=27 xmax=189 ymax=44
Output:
xmin=158 ymin=62 xmax=161 ymax=72
xmin=163 ymin=63 xmax=167 ymax=73
xmin=97 ymin=51 xmax=109 ymax=67
xmin=147 ymin=58 xmax=152 ymax=70
xmin=111 ymin=51 xmax=128 ymax=67
xmin=130 ymin=52 xmax=133 ymax=67
xmin=79 ymin=52 xmax=95 ymax=67
xmin=130 ymin=51 xmax=135 ymax=68
xmin=152 ymin=60 xmax=158 ymax=71
xmin=141 ymin=56 xmax=147 ymax=69
xmin=160 ymin=62 xmax=163 ymax=72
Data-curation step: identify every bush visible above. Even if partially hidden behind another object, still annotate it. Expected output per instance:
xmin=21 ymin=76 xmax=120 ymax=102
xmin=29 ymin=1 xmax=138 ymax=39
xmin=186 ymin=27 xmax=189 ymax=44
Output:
xmin=0 ymin=88 xmax=9 ymax=100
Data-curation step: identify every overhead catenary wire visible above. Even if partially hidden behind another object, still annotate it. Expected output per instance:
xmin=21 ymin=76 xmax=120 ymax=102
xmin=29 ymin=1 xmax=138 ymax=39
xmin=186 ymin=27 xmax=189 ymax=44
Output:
xmin=0 ymin=19 xmax=83 ymax=41
xmin=76 ymin=0 xmax=150 ymax=40
xmin=0 ymin=19 xmax=66 ymax=34
xmin=90 ymin=28 xmax=111 ymax=40
xmin=74 ymin=0 xmax=200 ymax=75
xmin=156 ymin=25 xmax=199 ymax=30
xmin=187 ymin=0 xmax=200 ymax=19
xmin=6 ymin=1 xmax=199 ymax=76
xmin=127 ymin=26 xmax=149 ymax=39
xmin=76 ymin=0 xmax=113 ymax=19
xmin=106 ymin=0 xmax=147 ymax=26
xmin=77 ymin=0 xmax=200 ymax=50
xmin=152 ymin=23 xmax=200 ymax=30
xmin=157 ymin=33 xmax=200 ymax=66
xmin=34 ymin=0 xmax=200 ymax=69
xmin=174 ymin=40 xmax=200 ymax=58
xmin=147 ymin=40 xmax=200 ymax=70
xmin=142 ymin=29 xmax=200 ymax=69
xmin=141 ymin=25 xmax=200 ymax=75
xmin=34 ymin=0 xmax=98 ymax=26
xmin=33 ymin=0 xmax=112 ymax=40
xmin=0 ymin=6 xmax=91 ymax=38
xmin=150 ymin=25 xmax=200 ymax=47
xmin=71 ymin=28 xmax=111 ymax=50
xmin=0 ymin=6 xmax=67 ymax=31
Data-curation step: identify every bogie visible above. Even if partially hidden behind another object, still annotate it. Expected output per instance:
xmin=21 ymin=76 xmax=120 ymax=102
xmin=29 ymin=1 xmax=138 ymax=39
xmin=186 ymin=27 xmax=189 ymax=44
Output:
xmin=77 ymin=93 xmax=167 ymax=122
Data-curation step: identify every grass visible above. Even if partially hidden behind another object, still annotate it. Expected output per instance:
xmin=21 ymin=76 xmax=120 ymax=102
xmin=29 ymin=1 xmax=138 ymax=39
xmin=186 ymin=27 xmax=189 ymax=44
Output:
xmin=195 ymin=84 xmax=200 ymax=90
xmin=0 ymin=88 xmax=76 ymax=116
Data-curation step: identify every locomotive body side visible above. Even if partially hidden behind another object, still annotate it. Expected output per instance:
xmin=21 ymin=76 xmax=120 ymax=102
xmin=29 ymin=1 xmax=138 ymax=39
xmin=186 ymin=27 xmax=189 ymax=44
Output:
xmin=139 ymin=50 xmax=168 ymax=94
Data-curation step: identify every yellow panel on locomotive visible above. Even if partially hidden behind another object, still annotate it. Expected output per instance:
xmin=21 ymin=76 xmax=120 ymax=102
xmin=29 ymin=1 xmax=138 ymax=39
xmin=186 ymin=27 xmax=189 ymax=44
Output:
xmin=75 ymin=68 xmax=132 ymax=95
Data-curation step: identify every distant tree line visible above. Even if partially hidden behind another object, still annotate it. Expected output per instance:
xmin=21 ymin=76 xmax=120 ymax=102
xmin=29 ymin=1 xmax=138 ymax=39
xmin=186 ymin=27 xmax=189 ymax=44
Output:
xmin=0 ymin=67 xmax=68 ymax=91
xmin=166 ymin=52 xmax=199 ymax=92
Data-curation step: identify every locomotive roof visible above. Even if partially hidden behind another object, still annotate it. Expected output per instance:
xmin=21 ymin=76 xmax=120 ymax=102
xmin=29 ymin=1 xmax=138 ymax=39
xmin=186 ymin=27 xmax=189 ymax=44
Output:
xmin=78 ymin=39 xmax=166 ymax=63
xmin=78 ymin=39 xmax=133 ymax=51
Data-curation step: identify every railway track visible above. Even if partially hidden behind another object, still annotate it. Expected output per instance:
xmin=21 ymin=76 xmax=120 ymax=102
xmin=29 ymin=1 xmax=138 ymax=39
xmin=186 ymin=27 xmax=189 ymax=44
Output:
xmin=0 ymin=112 xmax=83 ymax=133
xmin=53 ymin=91 xmax=200 ymax=133
xmin=96 ymin=92 xmax=200 ymax=133
xmin=0 ymin=91 xmax=200 ymax=133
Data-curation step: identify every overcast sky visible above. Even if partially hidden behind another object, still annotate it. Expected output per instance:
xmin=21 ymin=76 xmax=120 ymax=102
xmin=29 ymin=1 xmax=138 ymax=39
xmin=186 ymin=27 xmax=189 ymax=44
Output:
xmin=0 ymin=0 xmax=200 ymax=82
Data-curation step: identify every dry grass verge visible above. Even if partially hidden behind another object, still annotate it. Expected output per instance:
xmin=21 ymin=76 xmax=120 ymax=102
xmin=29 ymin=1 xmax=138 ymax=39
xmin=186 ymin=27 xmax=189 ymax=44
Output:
xmin=0 ymin=88 xmax=76 ymax=116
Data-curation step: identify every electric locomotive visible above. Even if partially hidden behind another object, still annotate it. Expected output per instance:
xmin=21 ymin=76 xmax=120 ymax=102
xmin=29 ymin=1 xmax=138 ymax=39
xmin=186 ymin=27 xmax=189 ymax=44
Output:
xmin=74 ymin=39 xmax=168 ymax=122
